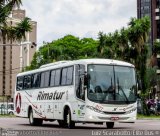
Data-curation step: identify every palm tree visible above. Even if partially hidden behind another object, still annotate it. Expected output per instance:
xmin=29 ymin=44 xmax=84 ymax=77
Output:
xmin=0 ymin=0 xmax=31 ymax=97
xmin=14 ymin=17 xmax=32 ymax=41
xmin=97 ymin=31 xmax=106 ymax=55
xmin=128 ymin=16 xmax=150 ymax=115
xmin=128 ymin=16 xmax=150 ymax=54
xmin=0 ymin=0 xmax=22 ymax=24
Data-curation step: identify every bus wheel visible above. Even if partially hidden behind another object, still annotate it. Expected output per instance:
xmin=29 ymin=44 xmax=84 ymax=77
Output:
xmin=58 ymin=120 xmax=65 ymax=127
xmin=106 ymin=122 xmax=114 ymax=129
xmin=64 ymin=109 xmax=75 ymax=129
xmin=29 ymin=109 xmax=43 ymax=126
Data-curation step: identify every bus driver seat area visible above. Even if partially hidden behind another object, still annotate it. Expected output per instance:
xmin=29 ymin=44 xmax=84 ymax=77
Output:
xmin=94 ymin=86 xmax=103 ymax=93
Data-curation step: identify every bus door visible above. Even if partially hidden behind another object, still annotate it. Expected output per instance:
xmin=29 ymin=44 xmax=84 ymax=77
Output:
xmin=75 ymin=64 xmax=86 ymax=119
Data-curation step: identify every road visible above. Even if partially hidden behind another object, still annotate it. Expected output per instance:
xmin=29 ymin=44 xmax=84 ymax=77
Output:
xmin=0 ymin=118 xmax=160 ymax=136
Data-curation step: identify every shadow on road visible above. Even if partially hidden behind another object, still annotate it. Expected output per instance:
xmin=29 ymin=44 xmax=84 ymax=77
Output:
xmin=17 ymin=123 xmax=132 ymax=130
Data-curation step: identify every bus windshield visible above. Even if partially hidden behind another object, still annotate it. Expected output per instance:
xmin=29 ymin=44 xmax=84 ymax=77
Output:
xmin=87 ymin=65 xmax=137 ymax=104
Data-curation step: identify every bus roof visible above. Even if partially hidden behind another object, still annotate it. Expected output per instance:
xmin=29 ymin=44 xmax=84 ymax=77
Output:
xmin=17 ymin=59 xmax=134 ymax=76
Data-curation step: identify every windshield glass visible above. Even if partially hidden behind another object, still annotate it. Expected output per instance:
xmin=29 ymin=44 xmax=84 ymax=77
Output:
xmin=87 ymin=65 xmax=136 ymax=104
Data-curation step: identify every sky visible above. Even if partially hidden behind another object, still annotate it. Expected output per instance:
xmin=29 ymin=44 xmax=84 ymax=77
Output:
xmin=22 ymin=0 xmax=137 ymax=47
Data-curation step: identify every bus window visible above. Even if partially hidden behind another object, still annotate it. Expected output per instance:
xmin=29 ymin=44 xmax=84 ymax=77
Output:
xmin=17 ymin=76 xmax=23 ymax=91
xmin=61 ymin=68 xmax=67 ymax=85
xmin=61 ymin=66 xmax=73 ymax=86
xmin=55 ymin=69 xmax=61 ymax=86
xmin=40 ymin=71 xmax=50 ymax=88
xmin=23 ymin=75 xmax=32 ymax=89
xmin=50 ymin=70 xmax=56 ymax=86
xmin=66 ymin=67 xmax=73 ymax=85
xmin=32 ymin=73 xmax=40 ymax=88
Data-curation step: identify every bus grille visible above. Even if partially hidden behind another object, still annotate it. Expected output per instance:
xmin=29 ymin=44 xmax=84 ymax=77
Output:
xmin=103 ymin=111 xmax=126 ymax=114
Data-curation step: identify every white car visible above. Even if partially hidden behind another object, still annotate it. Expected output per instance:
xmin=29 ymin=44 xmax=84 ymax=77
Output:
xmin=0 ymin=103 xmax=14 ymax=115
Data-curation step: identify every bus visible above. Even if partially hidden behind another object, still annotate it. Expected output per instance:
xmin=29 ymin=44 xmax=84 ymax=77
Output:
xmin=14 ymin=59 xmax=137 ymax=128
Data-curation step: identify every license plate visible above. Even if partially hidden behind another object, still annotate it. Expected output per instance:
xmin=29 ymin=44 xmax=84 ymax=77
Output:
xmin=110 ymin=117 xmax=119 ymax=120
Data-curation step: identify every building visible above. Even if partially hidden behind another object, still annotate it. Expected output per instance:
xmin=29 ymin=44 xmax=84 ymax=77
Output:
xmin=0 ymin=9 xmax=37 ymax=101
xmin=137 ymin=0 xmax=160 ymax=49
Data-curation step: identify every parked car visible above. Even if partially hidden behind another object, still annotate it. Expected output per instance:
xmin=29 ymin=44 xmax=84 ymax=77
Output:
xmin=0 ymin=103 xmax=14 ymax=115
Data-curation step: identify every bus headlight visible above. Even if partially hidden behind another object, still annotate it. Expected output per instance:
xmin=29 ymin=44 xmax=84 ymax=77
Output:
xmin=125 ymin=107 xmax=137 ymax=114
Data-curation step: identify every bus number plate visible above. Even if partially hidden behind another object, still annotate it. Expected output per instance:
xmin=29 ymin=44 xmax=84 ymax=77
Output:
xmin=110 ymin=117 xmax=119 ymax=121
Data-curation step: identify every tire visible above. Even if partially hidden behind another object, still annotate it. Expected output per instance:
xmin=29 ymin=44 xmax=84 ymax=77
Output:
xmin=9 ymin=112 xmax=14 ymax=115
xmin=64 ymin=108 xmax=75 ymax=129
xmin=29 ymin=109 xmax=43 ymax=126
xmin=58 ymin=120 xmax=65 ymax=127
xmin=106 ymin=122 xmax=114 ymax=129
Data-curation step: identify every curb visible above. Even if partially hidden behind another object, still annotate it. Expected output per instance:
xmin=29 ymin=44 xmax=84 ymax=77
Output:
xmin=137 ymin=118 xmax=160 ymax=120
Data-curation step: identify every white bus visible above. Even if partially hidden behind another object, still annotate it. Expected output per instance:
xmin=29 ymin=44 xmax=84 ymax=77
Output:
xmin=14 ymin=59 xmax=137 ymax=128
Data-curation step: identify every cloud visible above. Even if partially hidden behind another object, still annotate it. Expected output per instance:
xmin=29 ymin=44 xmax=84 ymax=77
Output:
xmin=22 ymin=0 xmax=136 ymax=47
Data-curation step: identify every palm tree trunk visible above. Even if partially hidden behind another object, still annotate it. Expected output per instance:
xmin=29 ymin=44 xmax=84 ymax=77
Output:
xmin=2 ymin=30 xmax=6 ymax=96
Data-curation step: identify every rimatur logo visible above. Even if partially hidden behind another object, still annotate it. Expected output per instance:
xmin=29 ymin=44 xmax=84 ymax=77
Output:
xmin=16 ymin=93 xmax=21 ymax=114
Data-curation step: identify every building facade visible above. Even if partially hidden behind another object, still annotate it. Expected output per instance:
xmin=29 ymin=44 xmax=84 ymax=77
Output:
xmin=137 ymin=0 xmax=160 ymax=48
xmin=0 ymin=9 xmax=37 ymax=100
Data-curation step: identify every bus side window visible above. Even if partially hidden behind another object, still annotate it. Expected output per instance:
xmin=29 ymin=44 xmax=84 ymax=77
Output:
xmin=75 ymin=64 xmax=85 ymax=100
xmin=17 ymin=76 xmax=23 ymax=91
xmin=23 ymin=75 xmax=31 ymax=89
xmin=50 ymin=70 xmax=56 ymax=86
xmin=66 ymin=66 xmax=73 ymax=85
xmin=40 ymin=71 xmax=50 ymax=88
xmin=61 ymin=66 xmax=73 ymax=86
xmin=61 ymin=68 xmax=68 ymax=85
xmin=55 ymin=69 xmax=61 ymax=86
xmin=32 ymin=73 xmax=40 ymax=88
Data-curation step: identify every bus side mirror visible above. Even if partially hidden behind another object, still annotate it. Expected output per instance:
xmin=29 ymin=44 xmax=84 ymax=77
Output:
xmin=84 ymin=73 xmax=90 ymax=86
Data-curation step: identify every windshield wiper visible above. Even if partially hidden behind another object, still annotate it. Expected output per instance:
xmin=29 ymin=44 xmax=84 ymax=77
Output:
xmin=117 ymin=77 xmax=129 ymax=104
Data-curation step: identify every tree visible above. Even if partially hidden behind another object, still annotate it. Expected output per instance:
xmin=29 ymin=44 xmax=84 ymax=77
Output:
xmin=0 ymin=0 xmax=22 ymax=25
xmin=27 ymin=35 xmax=98 ymax=70
xmin=79 ymin=38 xmax=98 ymax=58
xmin=128 ymin=16 xmax=150 ymax=115
xmin=97 ymin=31 xmax=106 ymax=55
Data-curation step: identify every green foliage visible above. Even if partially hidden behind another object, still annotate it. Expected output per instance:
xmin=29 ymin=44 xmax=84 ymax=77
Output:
xmin=27 ymin=35 xmax=98 ymax=70
xmin=0 ymin=0 xmax=22 ymax=25
xmin=0 ymin=1 xmax=32 ymax=45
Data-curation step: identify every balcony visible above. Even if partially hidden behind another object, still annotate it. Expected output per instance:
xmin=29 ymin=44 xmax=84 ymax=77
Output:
xmin=155 ymin=16 xmax=160 ymax=20
xmin=156 ymin=39 xmax=160 ymax=42
xmin=157 ymin=55 xmax=160 ymax=74
xmin=155 ymin=8 xmax=160 ymax=13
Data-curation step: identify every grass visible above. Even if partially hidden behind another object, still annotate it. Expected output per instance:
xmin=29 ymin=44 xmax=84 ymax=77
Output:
xmin=137 ymin=114 xmax=160 ymax=119
xmin=0 ymin=114 xmax=16 ymax=118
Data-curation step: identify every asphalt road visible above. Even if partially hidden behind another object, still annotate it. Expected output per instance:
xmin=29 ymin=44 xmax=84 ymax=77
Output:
xmin=0 ymin=117 xmax=160 ymax=136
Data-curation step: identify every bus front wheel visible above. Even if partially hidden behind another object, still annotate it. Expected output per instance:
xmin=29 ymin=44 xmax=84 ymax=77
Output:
xmin=64 ymin=108 xmax=75 ymax=129
xmin=29 ymin=109 xmax=43 ymax=126
xmin=106 ymin=122 xmax=114 ymax=129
